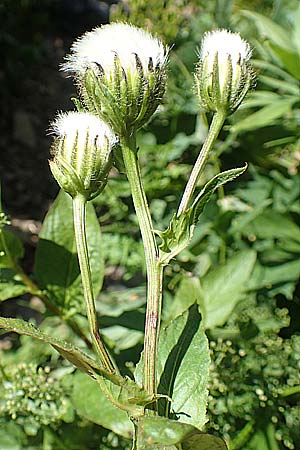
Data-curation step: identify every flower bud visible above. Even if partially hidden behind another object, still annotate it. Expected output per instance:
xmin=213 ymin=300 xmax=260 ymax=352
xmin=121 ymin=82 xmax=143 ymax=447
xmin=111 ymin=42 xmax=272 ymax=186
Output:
xmin=49 ymin=112 xmax=117 ymax=200
xmin=62 ymin=23 xmax=168 ymax=137
xmin=195 ymin=29 xmax=254 ymax=115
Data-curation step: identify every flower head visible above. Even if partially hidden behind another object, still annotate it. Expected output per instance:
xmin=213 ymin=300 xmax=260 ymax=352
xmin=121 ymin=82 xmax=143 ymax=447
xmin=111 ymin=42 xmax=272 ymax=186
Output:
xmin=195 ymin=29 xmax=254 ymax=115
xmin=49 ymin=111 xmax=117 ymax=200
xmin=62 ymin=23 xmax=168 ymax=137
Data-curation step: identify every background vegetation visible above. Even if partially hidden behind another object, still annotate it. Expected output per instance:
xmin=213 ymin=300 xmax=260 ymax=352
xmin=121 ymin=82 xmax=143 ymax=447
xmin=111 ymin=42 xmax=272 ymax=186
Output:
xmin=0 ymin=1 xmax=299 ymax=449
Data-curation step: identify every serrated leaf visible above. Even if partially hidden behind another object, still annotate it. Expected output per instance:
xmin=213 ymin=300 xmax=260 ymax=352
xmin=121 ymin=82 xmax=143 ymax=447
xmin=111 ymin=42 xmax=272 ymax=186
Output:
xmin=159 ymin=166 xmax=247 ymax=264
xmin=72 ymin=371 xmax=133 ymax=438
xmin=157 ymin=305 xmax=210 ymax=429
xmin=135 ymin=306 xmax=210 ymax=430
xmin=0 ymin=316 xmax=153 ymax=415
xmin=135 ymin=416 xmax=227 ymax=450
xmin=0 ymin=317 xmax=105 ymax=377
xmin=199 ymin=250 xmax=257 ymax=329
xmin=34 ymin=190 xmax=104 ymax=317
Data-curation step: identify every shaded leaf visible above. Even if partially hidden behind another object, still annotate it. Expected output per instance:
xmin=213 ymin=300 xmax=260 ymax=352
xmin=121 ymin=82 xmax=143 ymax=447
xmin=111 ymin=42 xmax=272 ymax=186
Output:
xmin=0 ymin=317 xmax=104 ymax=377
xmin=0 ymin=269 xmax=29 ymax=301
xmin=0 ymin=230 xmax=24 ymax=268
xmin=249 ymin=260 xmax=300 ymax=299
xmin=231 ymin=100 xmax=295 ymax=134
xmin=199 ymin=250 xmax=257 ymax=329
xmin=157 ymin=305 xmax=210 ymax=430
xmin=72 ymin=371 xmax=133 ymax=438
xmin=241 ymin=210 xmax=300 ymax=242
xmin=136 ymin=416 xmax=227 ymax=449
xmin=0 ymin=317 xmax=154 ymax=416
xmin=34 ymin=190 xmax=104 ymax=317
xmin=163 ymin=277 xmax=201 ymax=325
xmin=241 ymin=10 xmax=292 ymax=51
xmin=0 ymin=229 xmax=28 ymax=301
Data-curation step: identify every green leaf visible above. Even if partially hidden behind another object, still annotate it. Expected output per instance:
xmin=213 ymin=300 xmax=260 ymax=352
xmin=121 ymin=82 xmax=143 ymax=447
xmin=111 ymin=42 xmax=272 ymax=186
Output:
xmin=163 ymin=277 xmax=201 ymax=325
xmin=159 ymin=166 xmax=247 ymax=264
xmin=135 ymin=416 xmax=227 ymax=449
xmin=0 ymin=317 xmax=108 ymax=378
xmin=0 ymin=268 xmax=29 ymax=301
xmin=0 ymin=423 xmax=26 ymax=450
xmin=182 ymin=433 xmax=228 ymax=450
xmin=144 ymin=305 xmax=210 ymax=430
xmin=0 ymin=229 xmax=28 ymax=301
xmin=0 ymin=316 xmax=152 ymax=416
xmin=72 ymin=371 xmax=133 ymax=438
xmin=199 ymin=250 xmax=257 ymax=329
xmin=0 ymin=230 xmax=24 ymax=268
xmin=249 ymin=260 xmax=300 ymax=299
xmin=268 ymin=43 xmax=300 ymax=79
xmin=241 ymin=210 xmax=300 ymax=242
xmin=231 ymin=99 xmax=295 ymax=134
xmin=241 ymin=10 xmax=292 ymax=51
xmin=34 ymin=190 xmax=104 ymax=317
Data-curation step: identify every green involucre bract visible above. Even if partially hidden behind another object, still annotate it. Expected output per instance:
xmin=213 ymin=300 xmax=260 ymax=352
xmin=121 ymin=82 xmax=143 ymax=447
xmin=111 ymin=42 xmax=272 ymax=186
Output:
xmin=62 ymin=23 xmax=169 ymax=137
xmin=195 ymin=29 xmax=255 ymax=115
xmin=49 ymin=111 xmax=117 ymax=200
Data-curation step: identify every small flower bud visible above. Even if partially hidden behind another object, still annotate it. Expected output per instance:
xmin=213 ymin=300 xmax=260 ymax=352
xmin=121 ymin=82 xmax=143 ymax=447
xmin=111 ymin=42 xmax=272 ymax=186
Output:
xmin=195 ymin=29 xmax=254 ymax=115
xmin=62 ymin=23 xmax=168 ymax=137
xmin=49 ymin=112 xmax=117 ymax=200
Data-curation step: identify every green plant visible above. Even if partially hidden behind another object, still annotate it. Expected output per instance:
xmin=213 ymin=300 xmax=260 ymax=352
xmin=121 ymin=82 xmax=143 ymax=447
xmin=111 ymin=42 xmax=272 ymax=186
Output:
xmin=0 ymin=3 xmax=299 ymax=450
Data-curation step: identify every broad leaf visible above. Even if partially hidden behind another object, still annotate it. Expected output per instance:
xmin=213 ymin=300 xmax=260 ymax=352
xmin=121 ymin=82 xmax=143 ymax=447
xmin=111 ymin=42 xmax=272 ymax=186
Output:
xmin=133 ymin=305 xmax=210 ymax=431
xmin=136 ymin=416 xmax=227 ymax=450
xmin=34 ymin=190 xmax=104 ymax=317
xmin=0 ymin=269 xmax=29 ymax=301
xmin=241 ymin=10 xmax=292 ymax=52
xmin=0 ymin=317 xmax=105 ymax=377
xmin=199 ymin=250 xmax=257 ymax=329
xmin=0 ymin=229 xmax=29 ymax=301
xmin=231 ymin=100 xmax=295 ymax=134
xmin=163 ymin=277 xmax=201 ymax=325
xmin=72 ymin=371 xmax=133 ymax=438
xmin=159 ymin=166 xmax=247 ymax=264
xmin=0 ymin=317 xmax=155 ymax=417
xmin=0 ymin=230 xmax=24 ymax=268
xmin=249 ymin=260 xmax=300 ymax=299
xmin=241 ymin=209 xmax=300 ymax=242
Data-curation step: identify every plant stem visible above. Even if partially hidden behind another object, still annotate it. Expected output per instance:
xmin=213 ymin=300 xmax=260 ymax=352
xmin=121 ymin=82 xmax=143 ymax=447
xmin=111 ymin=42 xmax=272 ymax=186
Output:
xmin=121 ymin=136 xmax=162 ymax=396
xmin=73 ymin=195 xmax=115 ymax=373
xmin=177 ymin=111 xmax=226 ymax=216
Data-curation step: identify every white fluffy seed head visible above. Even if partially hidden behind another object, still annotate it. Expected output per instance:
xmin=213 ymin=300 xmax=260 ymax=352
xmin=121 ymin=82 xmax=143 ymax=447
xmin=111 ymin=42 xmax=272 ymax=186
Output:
xmin=200 ymin=29 xmax=251 ymax=93
xmin=62 ymin=22 xmax=168 ymax=77
xmin=50 ymin=111 xmax=117 ymax=199
xmin=52 ymin=111 xmax=117 ymax=156
xmin=200 ymin=29 xmax=251 ymax=67
xmin=195 ymin=28 xmax=253 ymax=114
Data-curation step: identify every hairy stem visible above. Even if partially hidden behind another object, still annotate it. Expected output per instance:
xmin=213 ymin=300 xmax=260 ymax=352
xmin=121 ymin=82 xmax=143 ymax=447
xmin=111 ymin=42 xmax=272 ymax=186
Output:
xmin=73 ymin=195 xmax=116 ymax=372
xmin=177 ymin=111 xmax=226 ymax=216
xmin=121 ymin=136 xmax=162 ymax=396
